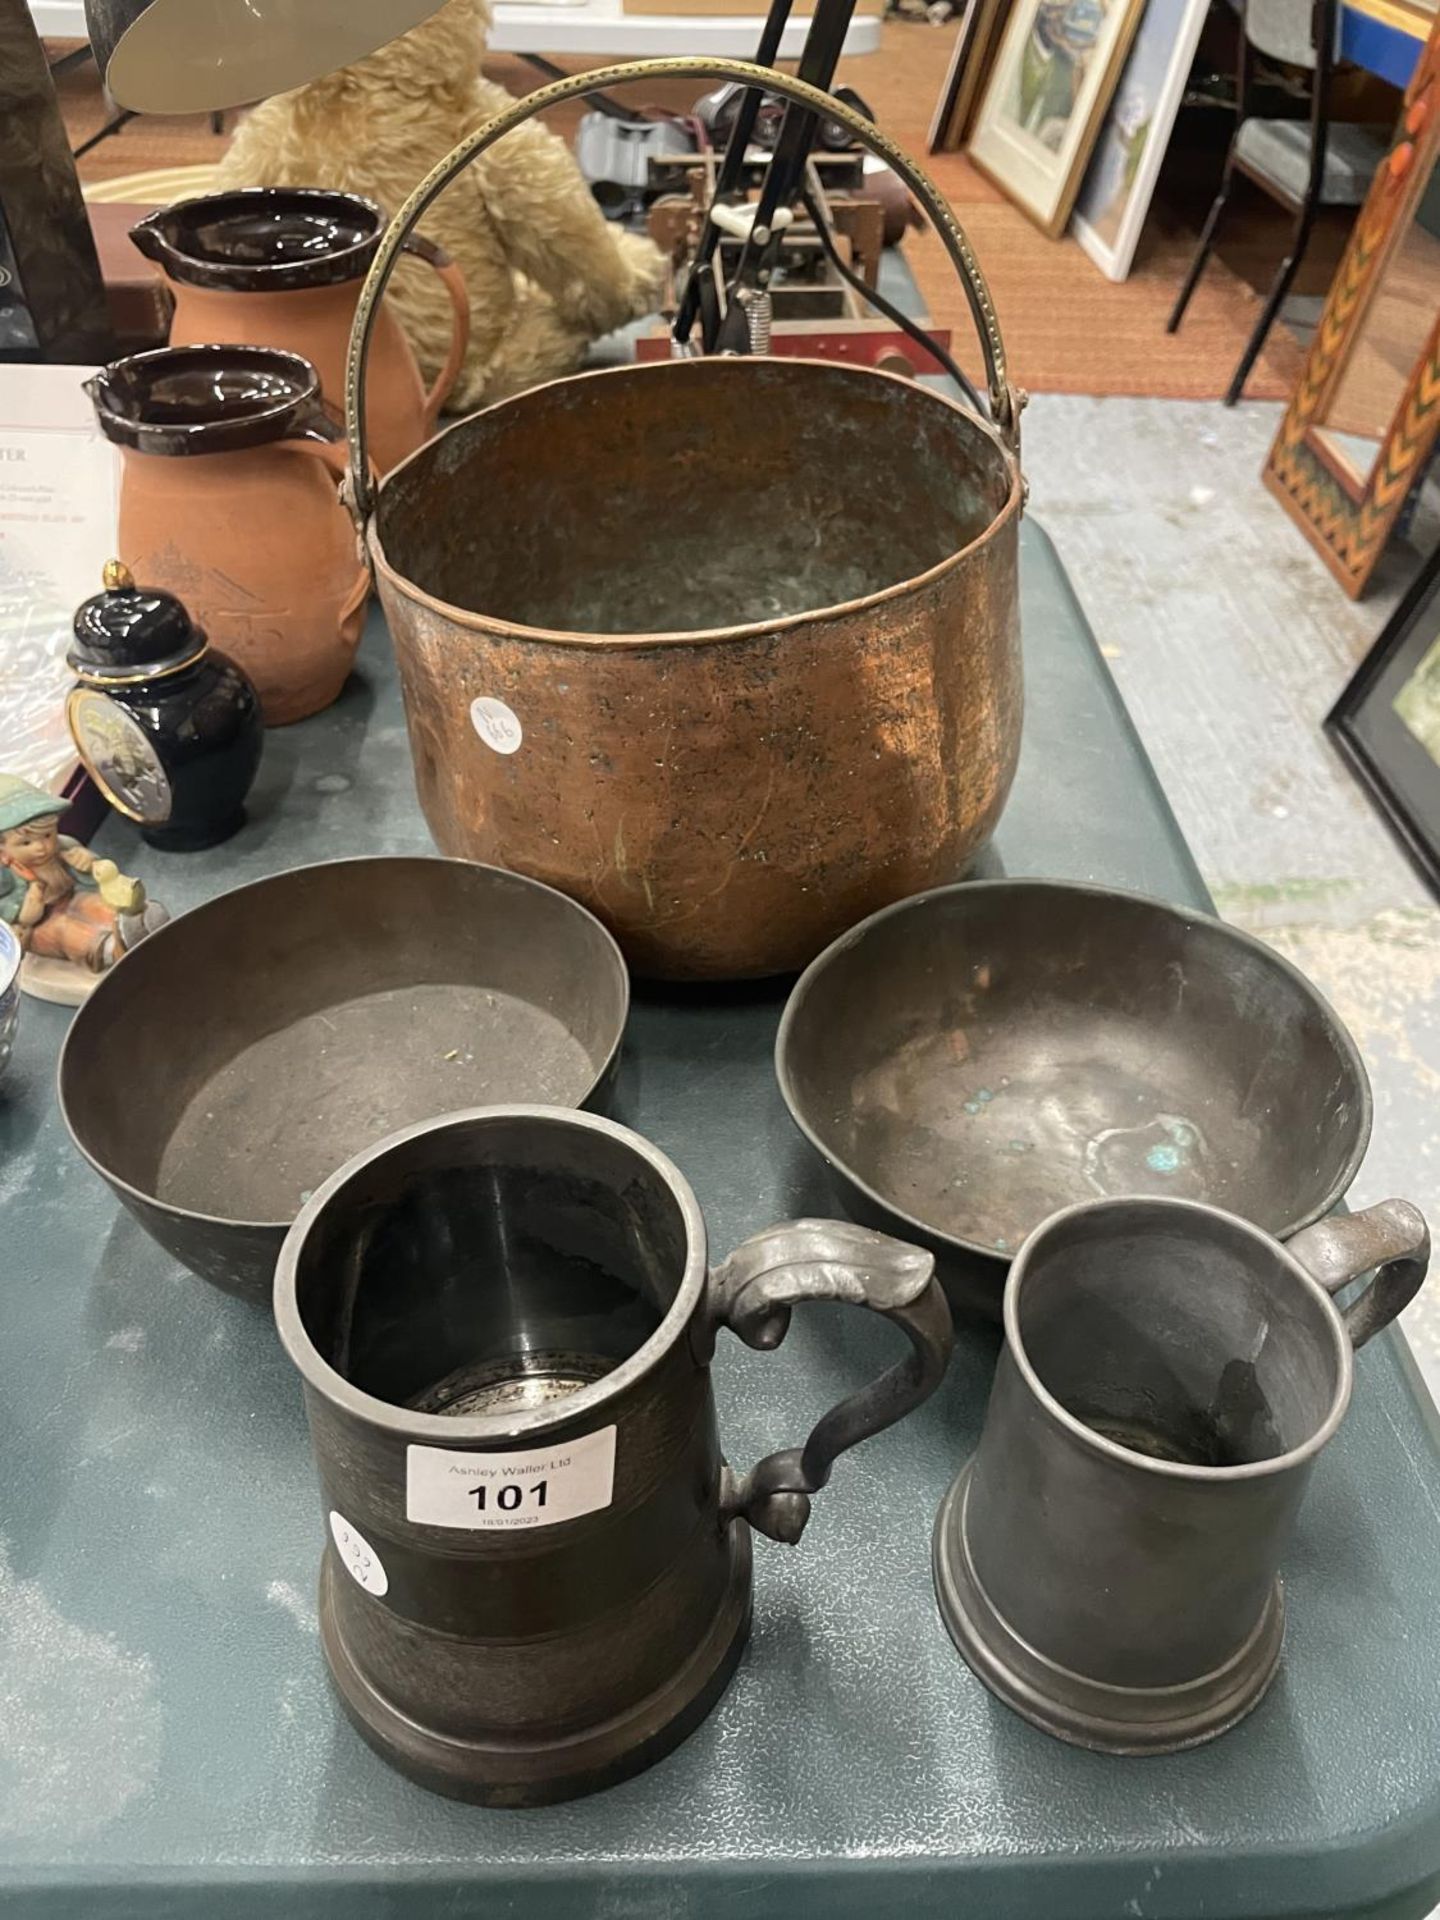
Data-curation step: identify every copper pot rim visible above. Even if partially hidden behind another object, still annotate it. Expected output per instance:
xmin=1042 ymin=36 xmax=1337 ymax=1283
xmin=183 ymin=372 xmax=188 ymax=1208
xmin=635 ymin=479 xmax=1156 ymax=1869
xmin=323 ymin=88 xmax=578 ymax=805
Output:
xmin=774 ymin=876 xmax=1374 ymax=1271
xmin=367 ymin=357 xmax=1024 ymax=650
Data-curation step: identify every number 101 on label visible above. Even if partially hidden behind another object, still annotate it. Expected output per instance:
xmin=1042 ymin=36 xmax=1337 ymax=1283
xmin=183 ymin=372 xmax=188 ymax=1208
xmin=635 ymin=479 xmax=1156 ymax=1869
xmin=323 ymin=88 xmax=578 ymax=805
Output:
xmin=469 ymin=1478 xmax=546 ymax=1514
xmin=405 ymin=1426 xmax=617 ymax=1531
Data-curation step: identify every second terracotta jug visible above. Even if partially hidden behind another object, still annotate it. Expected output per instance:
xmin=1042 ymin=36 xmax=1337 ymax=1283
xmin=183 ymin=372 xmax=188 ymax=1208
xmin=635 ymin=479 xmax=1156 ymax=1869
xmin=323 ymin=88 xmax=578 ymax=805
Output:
xmin=132 ymin=188 xmax=469 ymax=479
xmin=86 ymin=345 xmax=371 ymax=726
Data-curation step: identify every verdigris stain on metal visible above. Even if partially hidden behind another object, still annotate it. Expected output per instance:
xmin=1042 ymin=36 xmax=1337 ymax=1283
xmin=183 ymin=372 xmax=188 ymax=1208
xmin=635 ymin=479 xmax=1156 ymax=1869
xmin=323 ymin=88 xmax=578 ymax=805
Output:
xmin=775 ymin=878 xmax=1374 ymax=1318
xmin=9 ymin=529 xmax=1440 ymax=1918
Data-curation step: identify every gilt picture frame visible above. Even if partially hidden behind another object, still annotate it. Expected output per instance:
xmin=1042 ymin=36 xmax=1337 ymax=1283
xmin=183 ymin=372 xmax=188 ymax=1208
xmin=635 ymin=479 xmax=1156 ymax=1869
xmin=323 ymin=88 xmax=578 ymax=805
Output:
xmin=968 ymin=0 xmax=1148 ymax=237
xmin=1071 ymin=0 xmax=1209 ymax=282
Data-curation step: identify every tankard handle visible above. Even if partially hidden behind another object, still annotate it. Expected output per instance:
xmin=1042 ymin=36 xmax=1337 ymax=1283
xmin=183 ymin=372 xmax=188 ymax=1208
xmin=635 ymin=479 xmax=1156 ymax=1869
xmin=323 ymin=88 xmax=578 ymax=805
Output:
xmin=345 ymin=56 xmax=1023 ymax=523
xmin=1287 ymin=1199 xmax=1430 ymax=1349
xmin=398 ymin=234 xmax=471 ymax=431
xmin=699 ymin=1218 xmax=954 ymax=1544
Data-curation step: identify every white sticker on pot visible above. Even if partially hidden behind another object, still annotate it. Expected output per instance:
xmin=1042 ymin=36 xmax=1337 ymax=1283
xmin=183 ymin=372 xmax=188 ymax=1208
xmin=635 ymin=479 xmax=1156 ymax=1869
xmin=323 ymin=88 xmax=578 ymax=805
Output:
xmin=406 ymin=1427 xmax=617 ymax=1531
xmin=470 ymin=696 xmax=523 ymax=755
xmin=328 ymin=1510 xmax=389 ymax=1596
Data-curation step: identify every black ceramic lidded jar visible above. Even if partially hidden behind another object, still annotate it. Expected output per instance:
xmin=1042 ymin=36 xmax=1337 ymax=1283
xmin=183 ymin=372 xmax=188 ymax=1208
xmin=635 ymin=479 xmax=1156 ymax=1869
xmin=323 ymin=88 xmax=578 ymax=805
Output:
xmin=67 ymin=562 xmax=264 ymax=851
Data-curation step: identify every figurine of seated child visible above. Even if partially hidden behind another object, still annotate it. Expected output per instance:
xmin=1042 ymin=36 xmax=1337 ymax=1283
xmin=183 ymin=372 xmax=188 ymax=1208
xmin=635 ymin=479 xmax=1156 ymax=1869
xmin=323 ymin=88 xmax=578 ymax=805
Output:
xmin=0 ymin=775 xmax=168 ymax=1000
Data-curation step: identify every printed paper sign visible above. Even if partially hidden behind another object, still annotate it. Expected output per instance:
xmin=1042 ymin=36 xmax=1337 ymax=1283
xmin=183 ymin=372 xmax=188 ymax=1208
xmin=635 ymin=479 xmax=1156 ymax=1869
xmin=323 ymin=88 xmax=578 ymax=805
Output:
xmin=0 ymin=365 xmax=121 ymax=792
xmin=406 ymin=1427 xmax=617 ymax=1531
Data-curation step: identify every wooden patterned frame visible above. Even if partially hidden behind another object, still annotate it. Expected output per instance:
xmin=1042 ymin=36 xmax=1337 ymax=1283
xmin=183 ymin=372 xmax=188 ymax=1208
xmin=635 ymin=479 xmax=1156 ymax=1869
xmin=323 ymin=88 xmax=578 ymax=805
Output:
xmin=1263 ymin=18 xmax=1440 ymax=600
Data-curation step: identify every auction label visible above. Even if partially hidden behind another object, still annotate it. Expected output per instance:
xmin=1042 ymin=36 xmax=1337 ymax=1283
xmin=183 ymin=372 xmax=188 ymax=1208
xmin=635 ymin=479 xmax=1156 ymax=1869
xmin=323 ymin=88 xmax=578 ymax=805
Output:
xmin=329 ymin=1510 xmax=389 ymax=1596
xmin=469 ymin=695 xmax=523 ymax=755
xmin=406 ymin=1427 xmax=617 ymax=1531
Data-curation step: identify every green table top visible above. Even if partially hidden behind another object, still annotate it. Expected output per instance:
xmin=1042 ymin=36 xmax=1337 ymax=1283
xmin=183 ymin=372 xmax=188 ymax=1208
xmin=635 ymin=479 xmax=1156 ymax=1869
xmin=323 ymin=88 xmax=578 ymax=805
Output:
xmin=3 ymin=522 xmax=1439 ymax=1920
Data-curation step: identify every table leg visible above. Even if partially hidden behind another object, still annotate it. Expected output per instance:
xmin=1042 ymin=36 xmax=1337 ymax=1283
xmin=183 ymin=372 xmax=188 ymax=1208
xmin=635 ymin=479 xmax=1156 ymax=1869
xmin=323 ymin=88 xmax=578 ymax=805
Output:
xmin=72 ymin=105 xmax=137 ymax=157
xmin=46 ymin=41 xmax=93 ymax=76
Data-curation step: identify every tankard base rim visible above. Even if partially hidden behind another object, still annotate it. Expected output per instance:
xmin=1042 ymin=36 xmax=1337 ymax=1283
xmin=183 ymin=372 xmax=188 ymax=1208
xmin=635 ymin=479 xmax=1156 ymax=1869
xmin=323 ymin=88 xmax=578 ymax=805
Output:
xmin=931 ymin=1466 xmax=1286 ymax=1755
xmin=318 ymin=1527 xmax=754 ymax=1805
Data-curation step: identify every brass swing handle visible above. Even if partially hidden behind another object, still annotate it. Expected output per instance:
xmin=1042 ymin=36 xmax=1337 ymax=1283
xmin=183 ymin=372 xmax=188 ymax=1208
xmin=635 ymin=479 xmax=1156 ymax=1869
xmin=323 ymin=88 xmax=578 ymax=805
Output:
xmin=343 ymin=54 xmax=1023 ymax=524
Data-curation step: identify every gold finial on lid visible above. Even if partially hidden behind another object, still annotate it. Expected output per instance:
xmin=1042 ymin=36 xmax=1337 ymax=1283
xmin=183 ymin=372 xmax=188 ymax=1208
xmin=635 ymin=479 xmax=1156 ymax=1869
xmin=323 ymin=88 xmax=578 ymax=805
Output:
xmin=103 ymin=559 xmax=135 ymax=592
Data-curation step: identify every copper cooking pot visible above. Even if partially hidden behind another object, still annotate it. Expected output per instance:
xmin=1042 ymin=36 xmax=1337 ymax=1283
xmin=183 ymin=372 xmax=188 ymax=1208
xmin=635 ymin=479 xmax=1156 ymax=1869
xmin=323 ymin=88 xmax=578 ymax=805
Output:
xmin=344 ymin=60 xmax=1025 ymax=980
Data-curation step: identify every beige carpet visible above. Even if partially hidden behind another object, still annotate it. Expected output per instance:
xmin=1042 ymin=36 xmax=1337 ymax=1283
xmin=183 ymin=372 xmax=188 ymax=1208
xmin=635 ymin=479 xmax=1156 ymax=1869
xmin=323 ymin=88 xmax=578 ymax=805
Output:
xmin=830 ymin=21 xmax=1308 ymax=403
xmin=902 ymin=180 xmax=1307 ymax=402
xmin=52 ymin=21 xmax=1310 ymax=401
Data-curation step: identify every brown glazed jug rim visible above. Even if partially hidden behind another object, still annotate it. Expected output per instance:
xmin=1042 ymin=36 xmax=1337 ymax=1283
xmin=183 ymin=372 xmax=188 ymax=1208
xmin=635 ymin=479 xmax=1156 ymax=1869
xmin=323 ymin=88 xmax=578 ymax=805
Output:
xmin=85 ymin=343 xmax=326 ymax=456
xmin=272 ymin=1105 xmax=712 ymax=1447
xmin=130 ymin=187 xmax=385 ymax=292
xmin=1001 ymin=1192 xmax=1356 ymax=1484
xmin=368 ymin=357 xmax=1025 ymax=650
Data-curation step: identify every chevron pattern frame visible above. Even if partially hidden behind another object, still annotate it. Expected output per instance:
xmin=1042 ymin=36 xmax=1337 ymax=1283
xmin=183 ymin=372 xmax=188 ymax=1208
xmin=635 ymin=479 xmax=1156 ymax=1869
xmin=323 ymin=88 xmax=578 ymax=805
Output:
xmin=1262 ymin=23 xmax=1440 ymax=600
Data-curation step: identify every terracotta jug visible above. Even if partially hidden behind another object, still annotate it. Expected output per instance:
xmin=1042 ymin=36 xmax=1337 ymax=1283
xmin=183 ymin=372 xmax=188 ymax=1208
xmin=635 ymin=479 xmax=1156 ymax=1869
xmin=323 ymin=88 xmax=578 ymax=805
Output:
xmin=86 ymin=345 xmax=371 ymax=726
xmin=131 ymin=189 xmax=469 ymax=479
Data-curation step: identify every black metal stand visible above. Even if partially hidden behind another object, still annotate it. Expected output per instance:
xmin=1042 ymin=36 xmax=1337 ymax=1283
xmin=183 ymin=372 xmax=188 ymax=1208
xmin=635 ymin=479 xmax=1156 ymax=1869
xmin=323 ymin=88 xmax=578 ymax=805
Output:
xmin=673 ymin=0 xmax=799 ymax=343
xmin=72 ymin=103 xmax=138 ymax=157
xmin=674 ymin=0 xmax=858 ymax=351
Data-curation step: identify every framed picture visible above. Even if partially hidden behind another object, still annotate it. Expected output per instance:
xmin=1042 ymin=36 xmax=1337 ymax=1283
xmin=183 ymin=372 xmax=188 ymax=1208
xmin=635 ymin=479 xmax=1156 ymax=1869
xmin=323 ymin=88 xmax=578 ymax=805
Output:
xmin=1071 ymin=0 xmax=1209 ymax=282
xmin=1327 ymin=541 xmax=1440 ymax=895
xmin=927 ymin=0 xmax=1013 ymax=154
xmin=967 ymin=0 xmax=1148 ymax=236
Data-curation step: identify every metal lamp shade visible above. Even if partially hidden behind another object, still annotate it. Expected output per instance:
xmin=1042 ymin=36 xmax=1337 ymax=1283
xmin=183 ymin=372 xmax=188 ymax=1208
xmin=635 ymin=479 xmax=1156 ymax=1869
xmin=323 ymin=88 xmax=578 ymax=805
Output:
xmin=85 ymin=0 xmax=450 ymax=113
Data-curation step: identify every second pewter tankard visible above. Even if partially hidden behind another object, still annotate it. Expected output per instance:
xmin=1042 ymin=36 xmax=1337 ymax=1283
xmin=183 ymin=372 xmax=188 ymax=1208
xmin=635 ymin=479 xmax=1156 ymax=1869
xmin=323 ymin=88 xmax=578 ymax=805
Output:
xmin=934 ymin=1192 xmax=1430 ymax=1753
xmin=275 ymin=1104 xmax=954 ymax=1805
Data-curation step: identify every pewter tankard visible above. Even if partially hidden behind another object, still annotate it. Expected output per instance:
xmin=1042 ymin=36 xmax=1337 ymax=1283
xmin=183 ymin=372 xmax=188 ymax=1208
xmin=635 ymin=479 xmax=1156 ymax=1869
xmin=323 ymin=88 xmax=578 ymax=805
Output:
xmin=934 ymin=1194 xmax=1429 ymax=1753
xmin=275 ymin=1105 xmax=953 ymax=1805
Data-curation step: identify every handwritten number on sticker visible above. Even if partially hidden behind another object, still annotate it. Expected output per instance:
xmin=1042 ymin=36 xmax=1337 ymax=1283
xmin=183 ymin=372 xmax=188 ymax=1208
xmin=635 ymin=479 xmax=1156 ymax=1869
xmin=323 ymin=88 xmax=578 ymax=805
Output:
xmin=469 ymin=696 xmax=523 ymax=755
xmin=328 ymin=1510 xmax=389 ymax=1595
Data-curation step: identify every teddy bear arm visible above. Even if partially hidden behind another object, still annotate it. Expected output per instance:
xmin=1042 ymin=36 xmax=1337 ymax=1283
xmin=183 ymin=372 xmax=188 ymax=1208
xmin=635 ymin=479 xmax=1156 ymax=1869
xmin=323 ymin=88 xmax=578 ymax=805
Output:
xmin=468 ymin=98 xmax=664 ymax=335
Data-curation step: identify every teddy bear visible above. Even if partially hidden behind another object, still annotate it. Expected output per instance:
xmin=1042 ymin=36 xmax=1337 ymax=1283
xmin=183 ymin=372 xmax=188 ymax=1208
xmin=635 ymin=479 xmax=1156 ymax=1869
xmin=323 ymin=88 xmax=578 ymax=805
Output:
xmin=216 ymin=0 xmax=666 ymax=411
